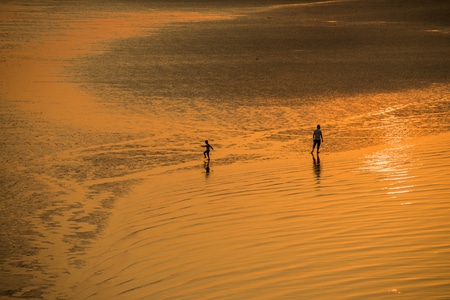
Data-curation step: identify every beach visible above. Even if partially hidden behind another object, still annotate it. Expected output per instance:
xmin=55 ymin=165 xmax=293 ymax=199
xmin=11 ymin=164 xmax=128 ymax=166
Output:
xmin=65 ymin=134 xmax=450 ymax=299
xmin=1 ymin=0 xmax=449 ymax=299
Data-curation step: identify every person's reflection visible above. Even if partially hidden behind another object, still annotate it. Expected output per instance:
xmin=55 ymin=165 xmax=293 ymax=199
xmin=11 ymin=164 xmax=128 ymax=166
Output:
xmin=312 ymin=153 xmax=321 ymax=182
xmin=204 ymin=160 xmax=211 ymax=178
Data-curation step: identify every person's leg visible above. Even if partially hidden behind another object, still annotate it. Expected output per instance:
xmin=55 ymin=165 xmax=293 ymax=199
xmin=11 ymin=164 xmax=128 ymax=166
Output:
xmin=311 ymin=140 xmax=317 ymax=153
xmin=317 ymin=141 xmax=321 ymax=154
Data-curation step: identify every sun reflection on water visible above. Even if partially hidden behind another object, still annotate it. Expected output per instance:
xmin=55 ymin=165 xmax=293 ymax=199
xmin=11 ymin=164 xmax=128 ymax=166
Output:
xmin=361 ymin=145 xmax=416 ymax=200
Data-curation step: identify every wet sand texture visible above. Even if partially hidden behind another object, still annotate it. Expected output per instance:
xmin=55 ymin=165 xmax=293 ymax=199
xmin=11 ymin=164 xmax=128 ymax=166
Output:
xmin=1 ymin=0 xmax=449 ymax=299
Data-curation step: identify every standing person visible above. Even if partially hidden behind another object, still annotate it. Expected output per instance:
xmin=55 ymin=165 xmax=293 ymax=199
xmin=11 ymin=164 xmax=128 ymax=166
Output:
xmin=311 ymin=125 xmax=323 ymax=154
xmin=202 ymin=140 xmax=214 ymax=160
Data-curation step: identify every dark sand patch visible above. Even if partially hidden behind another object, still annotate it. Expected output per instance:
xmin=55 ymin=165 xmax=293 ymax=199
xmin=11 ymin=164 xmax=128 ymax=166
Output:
xmin=75 ymin=0 xmax=450 ymax=105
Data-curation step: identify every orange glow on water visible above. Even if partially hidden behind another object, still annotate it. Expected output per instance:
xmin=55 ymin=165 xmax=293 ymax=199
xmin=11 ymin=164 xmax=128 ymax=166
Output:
xmin=1 ymin=1 xmax=449 ymax=299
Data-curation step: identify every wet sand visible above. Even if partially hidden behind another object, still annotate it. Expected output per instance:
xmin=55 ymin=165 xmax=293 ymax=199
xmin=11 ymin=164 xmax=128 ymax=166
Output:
xmin=1 ymin=3 xmax=232 ymax=298
xmin=1 ymin=0 xmax=449 ymax=299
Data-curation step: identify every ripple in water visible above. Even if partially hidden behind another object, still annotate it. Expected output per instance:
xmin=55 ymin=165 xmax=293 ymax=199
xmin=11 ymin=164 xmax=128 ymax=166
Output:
xmin=71 ymin=135 xmax=450 ymax=299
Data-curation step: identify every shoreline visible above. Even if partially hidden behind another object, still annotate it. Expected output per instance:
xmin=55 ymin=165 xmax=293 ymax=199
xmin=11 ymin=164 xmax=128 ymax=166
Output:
xmin=0 ymin=4 xmax=244 ymax=298
xmin=1 ymin=1 xmax=449 ymax=298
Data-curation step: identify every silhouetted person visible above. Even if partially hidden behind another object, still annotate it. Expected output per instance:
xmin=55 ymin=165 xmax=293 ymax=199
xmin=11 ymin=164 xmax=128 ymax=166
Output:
xmin=311 ymin=125 xmax=323 ymax=154
xmin=202 ymin=140 xmax=214 ymax=160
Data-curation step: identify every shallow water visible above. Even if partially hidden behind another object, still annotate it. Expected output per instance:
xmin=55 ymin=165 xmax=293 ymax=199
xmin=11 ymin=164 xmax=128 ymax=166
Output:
xmin=68 ymin=135 xmax=450 ymax=299
xmin=1 ymin=0 xmax=449 ymax=299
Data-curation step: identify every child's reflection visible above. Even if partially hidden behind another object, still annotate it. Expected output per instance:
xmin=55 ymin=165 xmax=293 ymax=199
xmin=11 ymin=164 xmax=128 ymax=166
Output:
xmin=204 ymin=160 xmax=211 ymax=178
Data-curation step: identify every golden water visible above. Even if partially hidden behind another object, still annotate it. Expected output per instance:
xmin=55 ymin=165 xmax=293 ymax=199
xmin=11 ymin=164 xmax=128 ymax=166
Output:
xmin=1 ymin=1 xmax=449 ymax=299
xmin=69 ymin=136 xmax=450 ymax=299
